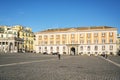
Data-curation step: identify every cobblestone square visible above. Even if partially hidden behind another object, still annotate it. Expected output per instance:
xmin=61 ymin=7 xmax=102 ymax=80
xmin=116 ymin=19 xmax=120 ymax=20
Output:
xmin=108 ymin=56 xmax=120 ymax=64
xmin=0 ymin=53 xmax=120 ymax=80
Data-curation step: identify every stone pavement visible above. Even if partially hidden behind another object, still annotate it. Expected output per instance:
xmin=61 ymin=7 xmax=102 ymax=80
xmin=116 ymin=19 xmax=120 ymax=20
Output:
xmin=107 ymin=56 xmax=120 ymax=64
xmin=0 ymin=54 xmax=120 ymax=80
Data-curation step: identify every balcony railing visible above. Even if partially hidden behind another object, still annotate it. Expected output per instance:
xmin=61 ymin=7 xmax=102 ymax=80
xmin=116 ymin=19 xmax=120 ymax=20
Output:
xmin=0 ymin=37 xmax=24 ymax=41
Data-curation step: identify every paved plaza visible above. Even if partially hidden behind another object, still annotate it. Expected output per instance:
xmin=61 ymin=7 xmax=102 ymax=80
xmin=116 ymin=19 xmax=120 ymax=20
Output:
xmin=0 ymin=53 xmax=120 ymax=80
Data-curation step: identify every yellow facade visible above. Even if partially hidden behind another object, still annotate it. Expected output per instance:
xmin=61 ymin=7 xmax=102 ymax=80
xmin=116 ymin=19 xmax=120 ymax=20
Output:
xmin=35 ymin=26 xmax=117 ymax=55
xmin=12 ymin=25 xmax=34 ymax=52
xmin=117 ymin=34 xmax=120 ymax=53
xmin=37 ymin=31 xmax=116 ymax=45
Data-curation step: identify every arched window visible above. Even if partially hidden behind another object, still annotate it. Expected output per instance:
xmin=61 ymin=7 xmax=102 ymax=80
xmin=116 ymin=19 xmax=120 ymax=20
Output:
xmin=80 ymin=46 xmax=83 ymax=50
xmin=50 ymin=47 xmax=53 ymax=50
xmin=1 ymin=35 xmax=3 ymax=38
xmin=87 ymin=46 xmax=90 ymax=51
xmin=50 ymin=47 xmax=53 ymax=53
xmin=63 ymin=46 xmax=65 ymax=51
xmin=109 ymin=45 xmax=113 ymax=50
xmin=95 ymin=46 xmax=98 ymax=50
xmin=45 ymin=47 xmax=47 ymax=51
xmin=39 ymin=47 xmax=41 ymax=53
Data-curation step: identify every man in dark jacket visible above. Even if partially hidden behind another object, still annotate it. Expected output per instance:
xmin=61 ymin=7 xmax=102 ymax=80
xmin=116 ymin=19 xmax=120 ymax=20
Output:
xmin=58 ymin=54 xmax=61 ymax=60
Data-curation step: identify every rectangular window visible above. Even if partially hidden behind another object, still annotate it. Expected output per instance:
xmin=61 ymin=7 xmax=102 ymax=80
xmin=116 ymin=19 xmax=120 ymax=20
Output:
xmin=94 ymin=39 xmax=98 ymax=44
xmin=80 ymin=34 xmax=83 ymax=38
xmin=62 ymin=34 xmax=66 ymax=39
xmin=94 ymin=33 xmax=98 ymax=37
xmin=102 ymin=33 xmax=105 ymax=37
xmin=39 ymin=36 xmax=42 ymax=40
xmin=109 ymin=39 xmax=113 ymax=43
xmin=56 ymin=35 xmax=60 ymax=39
xmin=102 ymin=39 xmax=105 ymax=44
xmin=56 ymin=41 xmax=60 ymax=44
xmin=44 ymin=35 xmax=47 ymax=39
xmin=109 ymin=45 xmax=113 ymax=50
xmin=50 ymin=35 xmax=54 ymax=39
xmin=40 ymin=41 xmax=43 ymax=45
xmin=109 ymin=32 xmax=113 ymax=37
xmin=62 ymin=41 xmax=66 ymax=44
xmin=44 ymin=41 xmax=47 ymax=44
xmin=87 ymin=33 xmax=91 ymax=38
xmin=71 ymin=34 xmax=75 ymax=38
xmin=87 ymin=40 xmax=91 ymax=44
xmin=80 ymin=40 xmax=84 ymax=44
xmin=50 ymin=41 xmax=53 ymax=44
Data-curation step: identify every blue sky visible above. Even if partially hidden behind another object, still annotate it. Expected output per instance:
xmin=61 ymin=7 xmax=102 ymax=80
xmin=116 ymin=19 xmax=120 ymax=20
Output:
xmin=0 ymin=0 xmax=120 ymax=33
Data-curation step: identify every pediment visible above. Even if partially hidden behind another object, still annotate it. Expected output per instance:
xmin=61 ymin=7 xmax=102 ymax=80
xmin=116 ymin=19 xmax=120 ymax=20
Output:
xmin=67 ymin=28 xmax=78 ymax=32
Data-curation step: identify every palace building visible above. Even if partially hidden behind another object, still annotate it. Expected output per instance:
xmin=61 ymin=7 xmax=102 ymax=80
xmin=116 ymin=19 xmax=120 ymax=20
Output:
xmin=35 ymin=26 xmax=117 ymax=55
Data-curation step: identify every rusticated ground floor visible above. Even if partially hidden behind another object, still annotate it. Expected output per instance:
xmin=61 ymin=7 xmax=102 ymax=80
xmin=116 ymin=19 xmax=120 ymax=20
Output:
xmin=35 ymin=44 xmax=117 ymax=55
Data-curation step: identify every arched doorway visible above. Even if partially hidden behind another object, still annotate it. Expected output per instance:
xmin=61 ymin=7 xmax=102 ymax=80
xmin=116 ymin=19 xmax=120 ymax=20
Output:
xmin=71 ymin=47 xmax=75 ymax=55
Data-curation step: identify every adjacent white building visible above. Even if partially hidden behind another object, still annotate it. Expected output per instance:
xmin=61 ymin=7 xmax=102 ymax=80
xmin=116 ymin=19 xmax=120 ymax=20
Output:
xmin=0 ymin=26 xmax=24 ymax=53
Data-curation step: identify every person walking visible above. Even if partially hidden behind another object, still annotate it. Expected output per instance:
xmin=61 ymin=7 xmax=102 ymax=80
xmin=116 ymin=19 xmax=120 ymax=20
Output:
xmin=58 ymin=53 xmax=61 ymax=60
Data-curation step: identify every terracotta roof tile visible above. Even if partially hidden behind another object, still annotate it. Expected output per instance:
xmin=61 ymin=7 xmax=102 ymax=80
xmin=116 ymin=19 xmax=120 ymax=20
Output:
xmin=37 ymin=26 xmax=117 ymax=33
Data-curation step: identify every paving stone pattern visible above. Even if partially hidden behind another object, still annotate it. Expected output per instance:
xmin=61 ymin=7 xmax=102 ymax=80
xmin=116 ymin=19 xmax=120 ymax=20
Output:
xmin=108 ymin=56 xmax=120 ymax=64
xmin=0 ymin=54 xmax=120 ymax=80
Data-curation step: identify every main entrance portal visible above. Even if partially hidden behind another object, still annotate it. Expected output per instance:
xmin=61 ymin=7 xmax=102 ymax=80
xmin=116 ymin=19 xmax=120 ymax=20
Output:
xmin=71 ymin=47 xmax=75 ymax=55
